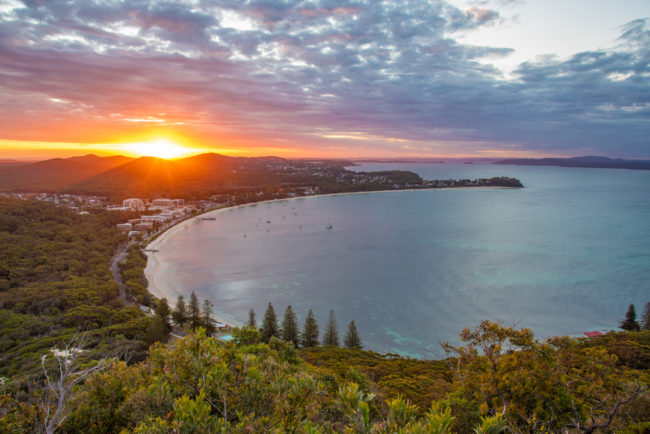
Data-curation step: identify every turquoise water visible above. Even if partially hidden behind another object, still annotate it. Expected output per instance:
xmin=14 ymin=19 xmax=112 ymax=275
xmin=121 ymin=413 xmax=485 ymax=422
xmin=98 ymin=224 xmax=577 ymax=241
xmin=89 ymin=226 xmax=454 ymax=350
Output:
xmin=146 ymin=163 xmax=650 ymax=358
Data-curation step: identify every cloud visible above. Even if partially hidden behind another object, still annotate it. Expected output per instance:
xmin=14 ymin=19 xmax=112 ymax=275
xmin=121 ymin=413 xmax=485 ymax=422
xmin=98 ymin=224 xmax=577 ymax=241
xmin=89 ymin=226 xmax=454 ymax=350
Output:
xmin=0 ymin=1 xmax=648 ymax=157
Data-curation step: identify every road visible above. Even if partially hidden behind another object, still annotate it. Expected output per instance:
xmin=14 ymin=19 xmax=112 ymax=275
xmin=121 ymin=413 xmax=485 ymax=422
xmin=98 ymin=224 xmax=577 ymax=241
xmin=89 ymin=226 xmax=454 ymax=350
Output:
xmin=110 ymin=242 xmax=135 ymax=306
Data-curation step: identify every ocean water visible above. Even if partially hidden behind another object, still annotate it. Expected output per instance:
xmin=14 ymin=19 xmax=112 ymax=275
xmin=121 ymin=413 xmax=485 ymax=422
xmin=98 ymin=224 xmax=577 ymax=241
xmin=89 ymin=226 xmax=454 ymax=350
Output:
xmin=145 ymin=163 xmax=650 ymax=358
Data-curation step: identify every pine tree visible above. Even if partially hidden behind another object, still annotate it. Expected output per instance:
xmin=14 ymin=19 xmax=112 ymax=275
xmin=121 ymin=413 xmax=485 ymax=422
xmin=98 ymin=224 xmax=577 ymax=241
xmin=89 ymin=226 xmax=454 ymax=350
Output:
xmin=202 ymin=299 xmax=215 ymax=334
xmin=155 ymin=298 xmax=173 ymax=334
xmin=620 ymin=304 xmax=640 ymax=331
xmin=247 ymin=308 xmax=256 ymax=328
xmin=189 ymin=291 xmax=201 ymax=330
xmin=344 ymin=320 xmax=362 ymax=349
xmin=171 ymin=295 xmax=187 ymax=327
xmin=281 ymin=305 xmax=299 ymax=346
xmin=149 ymin=315 xmax=168 ymax=343
xmin=641 ymin=302 xmax=650 ymax=331
xmin=323 ymin=310 xmax=339 ymax=346
xmin=301 ymin=308 xmax=319 ymax=347
xmin=260 ymin=302 xmax=280 ymax=342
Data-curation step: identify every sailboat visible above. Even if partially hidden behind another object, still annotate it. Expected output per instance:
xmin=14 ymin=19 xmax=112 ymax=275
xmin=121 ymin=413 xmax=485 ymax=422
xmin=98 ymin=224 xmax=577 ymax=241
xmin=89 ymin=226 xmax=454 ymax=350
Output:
xmin=325 ymin=218 xmax=333 ymax=230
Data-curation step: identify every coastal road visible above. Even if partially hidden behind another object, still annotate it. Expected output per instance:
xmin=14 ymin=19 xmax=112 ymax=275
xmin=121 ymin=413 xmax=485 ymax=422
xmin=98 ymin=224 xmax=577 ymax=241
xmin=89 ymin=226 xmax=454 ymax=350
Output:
xmin=110 ymin=242 xmax=135 ymax=306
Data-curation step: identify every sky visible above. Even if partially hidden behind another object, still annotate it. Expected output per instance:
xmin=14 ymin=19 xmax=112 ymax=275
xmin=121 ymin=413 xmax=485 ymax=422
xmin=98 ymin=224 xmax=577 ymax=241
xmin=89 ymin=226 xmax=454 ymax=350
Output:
xmin=0 ymin=0 xmax=649 ymax=160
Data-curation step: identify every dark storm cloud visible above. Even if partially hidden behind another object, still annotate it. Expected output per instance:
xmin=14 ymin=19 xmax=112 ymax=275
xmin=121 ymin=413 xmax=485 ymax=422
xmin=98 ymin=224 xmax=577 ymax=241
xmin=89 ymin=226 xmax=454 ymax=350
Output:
xmin=0 ymin=0 xmax=648 ymax=156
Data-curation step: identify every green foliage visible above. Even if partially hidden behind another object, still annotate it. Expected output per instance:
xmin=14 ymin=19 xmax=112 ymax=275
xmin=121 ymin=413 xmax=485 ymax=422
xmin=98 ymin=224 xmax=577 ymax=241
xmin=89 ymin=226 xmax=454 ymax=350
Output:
xmin=281 ymin=305 xmax=299 ymax=346
xmin=119 ymin=246 xmax=152 ymax=306
xmin=444 ymin=321 xmax=649 ymax=433
xmin=621 ymin=304 xmax=641 ymax=332
xmin=8 ymin=324 xmax=648 ymax=433
xmin=232 ymin=326 xmax=260 ymax=346
xmin=336 ymin=382 xmax=375 ymax=432
xmin=0 ymin=199 xmax=150 ymax=378
xmin=65 ymin=329 xmax=329 ymax=432
xmin=188 ymin=291 xmax=201 ymax=331
xmin=201 ymin=299 xmax=215 ymax=334
xmin=422 ymin=403 xmax=455 ymax=434
xmin=260 ymin=302 xmax=280 ymax=343
xmin=301 ymin=346 xmax=453 ymax=411
xmin=473 ymin=414 xmax=506 ymax=434
xmin=154 ymin=298 xmax=172 ymax=335
xmin=171 ymin=295 xmax=187 ymax=327
xmin=323 ymin=310 xmax=340 ymax=346
xmin=640 ymin=302 xmax=650 ymax=331
xmin=580 ymin=330 xmax=650 ymax=370
xmin=247 ymin=308 xmax=256 ymax=328
xmin=302 ymin=308 xmax=320 ymax=348
xmin=344 ymin=320 xmax=362 ymax=349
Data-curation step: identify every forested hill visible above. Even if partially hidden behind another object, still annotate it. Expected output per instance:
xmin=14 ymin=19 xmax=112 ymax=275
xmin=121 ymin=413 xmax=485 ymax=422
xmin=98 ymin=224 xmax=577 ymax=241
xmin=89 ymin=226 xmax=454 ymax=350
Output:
xmin=0 ymin=198 xmax=152 ymax=378
xmin=0 ymin=153 xmax=522 ymax=200
xmin=0 ymin=153 xmax=357 ymax=199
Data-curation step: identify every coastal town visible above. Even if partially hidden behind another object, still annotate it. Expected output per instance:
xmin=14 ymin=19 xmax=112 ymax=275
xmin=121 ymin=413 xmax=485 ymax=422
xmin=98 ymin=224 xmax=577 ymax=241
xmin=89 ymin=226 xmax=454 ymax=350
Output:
xmin=0 ymin=171 xmax=523 ymax=240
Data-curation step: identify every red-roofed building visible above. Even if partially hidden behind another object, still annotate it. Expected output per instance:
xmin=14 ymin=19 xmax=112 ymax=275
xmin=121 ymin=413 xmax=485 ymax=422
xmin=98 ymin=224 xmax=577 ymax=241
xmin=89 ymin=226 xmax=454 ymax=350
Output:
xmin=584 ymin=331 xmax=605 ymax=338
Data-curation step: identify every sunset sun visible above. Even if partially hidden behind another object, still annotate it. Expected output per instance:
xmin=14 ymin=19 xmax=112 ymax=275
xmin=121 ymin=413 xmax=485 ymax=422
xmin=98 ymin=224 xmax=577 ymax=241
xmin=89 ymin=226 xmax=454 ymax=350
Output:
xmin=124 ymin=138 xmax=199 ymax=159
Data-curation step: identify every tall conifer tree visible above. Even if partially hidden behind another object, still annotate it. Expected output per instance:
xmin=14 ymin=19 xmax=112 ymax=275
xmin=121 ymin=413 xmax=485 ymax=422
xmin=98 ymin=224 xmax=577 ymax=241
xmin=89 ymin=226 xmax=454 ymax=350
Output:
xmin=189 ymin=291 xmax=201 ymax=330
xmin=301 ymin=309 xmax=319 ymax=347
xmin=344 ymin=320 xmax=362 ymax=349
xmin=281 ymin=305 xmax=299 ymax=346
xmin=202 ymin=299 xmax=215 ymax=334
xmin=323 ymin=310 xmax=339 ymax=346
xmin=155 ymin=298 xmax=172 ymax=334
xmin=260 ymin=302 xmax=280 ymax=342
xmin=172 ymin=295 xmax=187 ymax=327
xmin=248 ymin=308 xmax=257 ymax=328
xmin=620 ymin=304 xmax=640 ymax=331
xmin=641 ymin=302 xmax=650 ymax=331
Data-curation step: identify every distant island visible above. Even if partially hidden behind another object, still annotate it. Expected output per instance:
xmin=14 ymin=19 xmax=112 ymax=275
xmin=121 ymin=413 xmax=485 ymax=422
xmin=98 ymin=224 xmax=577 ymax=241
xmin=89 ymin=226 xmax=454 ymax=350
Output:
xmin=494 ymin=155 xmax=650 ymax=170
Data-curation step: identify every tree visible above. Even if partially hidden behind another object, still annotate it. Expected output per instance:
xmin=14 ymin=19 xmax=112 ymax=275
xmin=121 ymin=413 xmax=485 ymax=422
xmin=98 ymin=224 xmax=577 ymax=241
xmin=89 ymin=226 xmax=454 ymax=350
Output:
xmin=344 ymin=320 xmax=362 ymax=349
xmin=260 ymin=302 xmax=280 ymax=343
xmin=172 ymin=295 xmax=187 ymax=327
xmin=155 ymin=298 xmax=172 ymax=334
xmin=620 ymin=304 xmax=640 ymax=331
xmin=149 ymin=315 xmax=168 ymax=343
xmin=442 ymin=321 xmax=645 ymax=433
xmin=281 ymin=305 xmax=299 ymax=346
xmin=640 ymin=302 xmax=650 ymax=330
xmin=301 ymin=309 xmax=319 ymax=348
xmin=323 ymin=310 xmax=339 ymax=346
xmin=202 ymin=299 xmax=215 ymax=334
xmin=189 ymin=291 xmax=201 ymax=331
xmin=247 ymin=308 xmax=256 ymax=328
xmin=39 ymin=335 xmax=109 ymax=434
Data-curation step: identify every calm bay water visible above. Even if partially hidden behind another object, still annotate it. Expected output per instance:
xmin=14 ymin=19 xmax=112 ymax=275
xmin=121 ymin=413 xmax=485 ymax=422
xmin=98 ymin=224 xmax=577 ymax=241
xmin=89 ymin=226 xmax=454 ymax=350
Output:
xmin=145 ymin=163 xmax=650 ymax=358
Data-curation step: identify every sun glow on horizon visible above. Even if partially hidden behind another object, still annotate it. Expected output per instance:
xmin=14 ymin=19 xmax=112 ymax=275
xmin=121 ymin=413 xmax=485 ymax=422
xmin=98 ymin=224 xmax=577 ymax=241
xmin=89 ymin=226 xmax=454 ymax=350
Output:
xmin=119 ymin=138 xmax=201 ymax=159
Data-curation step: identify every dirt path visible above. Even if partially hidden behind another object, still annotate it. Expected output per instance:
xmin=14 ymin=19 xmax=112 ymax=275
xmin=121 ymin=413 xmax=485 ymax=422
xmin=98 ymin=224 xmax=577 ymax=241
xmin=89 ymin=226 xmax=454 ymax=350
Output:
xmin=110 ymin=242 xmax=135 ymax=306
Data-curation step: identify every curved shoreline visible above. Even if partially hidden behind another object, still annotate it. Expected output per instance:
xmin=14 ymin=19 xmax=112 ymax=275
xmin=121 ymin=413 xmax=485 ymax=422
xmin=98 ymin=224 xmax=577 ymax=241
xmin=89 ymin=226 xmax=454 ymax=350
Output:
xmin=144 ymin=185 xmax=517 ymax=321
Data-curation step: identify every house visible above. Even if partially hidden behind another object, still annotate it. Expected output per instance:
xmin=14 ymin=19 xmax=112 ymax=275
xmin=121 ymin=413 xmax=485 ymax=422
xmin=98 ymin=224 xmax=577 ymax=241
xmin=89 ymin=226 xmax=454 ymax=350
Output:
xmin=584 ymin=331 xmax=605 ymax=338
xmin=116 ymin=223 xmax=132 ymax=231
xmin=133 ymin=222 xmax=154 ymax=231
xmin=151 ymin=198 xmax=174 ymax=209
xmin=123 ymin=198 xmax=145 ymax=212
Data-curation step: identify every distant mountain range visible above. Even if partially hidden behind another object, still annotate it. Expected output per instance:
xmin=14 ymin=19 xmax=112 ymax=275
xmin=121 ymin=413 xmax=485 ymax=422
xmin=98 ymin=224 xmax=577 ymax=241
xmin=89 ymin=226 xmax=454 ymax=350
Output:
xmin=0 ymin=153 xmax=354 ymax=199
xmin=494 ymin=156 xmax=650 ymax=170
